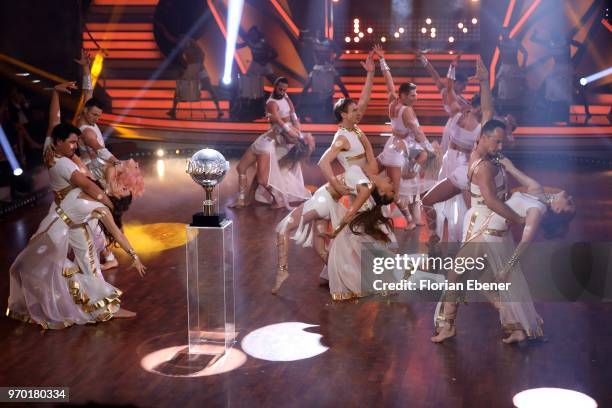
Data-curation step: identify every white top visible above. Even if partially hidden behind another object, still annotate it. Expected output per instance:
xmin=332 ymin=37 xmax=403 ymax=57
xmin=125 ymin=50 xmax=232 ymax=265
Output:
xmin=390 ymin=105 xmax=419 ymax=140
xmin=488 ymin=192 xmax=547 ymax=230
xmin=78 ymin=123 xmax=105 ymax=163
xmin=333 ymin=126 xmax=366 ymax=171
xmin=469 ymin=159 xmax=507 ymax=208
xmin=448 ymin=112 xmax=480 ymax=151
xmin=266 ymin=95 xmax=291 ymax=118
xmin=49 ymin=156 xmax=80 ymax=192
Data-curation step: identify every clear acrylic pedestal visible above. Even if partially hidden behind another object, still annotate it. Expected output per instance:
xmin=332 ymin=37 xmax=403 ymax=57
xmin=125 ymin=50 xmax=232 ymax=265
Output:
xmin=186 ymin=219 xmax=235 ymax=355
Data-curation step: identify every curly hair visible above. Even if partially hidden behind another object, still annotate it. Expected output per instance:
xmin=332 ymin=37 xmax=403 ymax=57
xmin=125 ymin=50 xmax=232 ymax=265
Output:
xmin=278 ymin=138 xmax=312 ymax=170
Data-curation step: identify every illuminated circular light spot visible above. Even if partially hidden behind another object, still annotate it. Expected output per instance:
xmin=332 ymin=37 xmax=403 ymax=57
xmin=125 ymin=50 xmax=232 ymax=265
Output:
xmin=380 ymin=36 xmax=386 ymax=42
xmin=449 ymin=36 xmax=455 ymax=43
xmin=426 ymin=18 xmax=432 ymax=25
xmin=31 ymin=80 xmax=40 ymax=84
xmin=430 ymin=31 xmax=436 ymax=38
xmin=367 ymin=27 xmax=373 ymax=34
xmin=241 ymin=322 xmax=329 ymax=361
xmin=345 ymin=50 xmax=350 ymax=54
xmin=123 ymin=222 xmax=192 ymax=254
xmin=345 ymin=36 xmax=351 ymax=43
xmin=579 ymin=77 xmax=587 ymax=86
xmin=462 ymin=27 xmax=468 ymax=33
xmin=394 ymin=32 xmax=400 ymax=38
xmin=156 ymin=149 xmax=164 ymax=157
xmin=431 ymin=27 xmax=436 ymax=32
xmin=354 ymin=27 xmax=360 ymax=33
xmin=175 ymin=149 xmax=180 ymax=155
xmin=354 ymin=36 xmax=360 ymax=43
xmin=353 ymin=18 xmax=359 ymax=24
xmin=472 ymin=17 xmax=478 ymax=24
xmin=13 ymin=168 xmax=23 ymax=176
xmin=358 ymin=32 xmax=364 ymax=38
xmin=421 ymin=27 xmax=427 ymax=34
xmin=398 ymin=27 xmax=405 ymax=34
xmin=458 ymin=22 xmax=464 ymax=29
xmin=513 ymin=388 xmax=597 ymax=408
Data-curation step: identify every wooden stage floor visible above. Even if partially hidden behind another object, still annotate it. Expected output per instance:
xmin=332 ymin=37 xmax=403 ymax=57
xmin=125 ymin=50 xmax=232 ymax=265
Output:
xmin=1 ymin=150 xmax=611 ymax=407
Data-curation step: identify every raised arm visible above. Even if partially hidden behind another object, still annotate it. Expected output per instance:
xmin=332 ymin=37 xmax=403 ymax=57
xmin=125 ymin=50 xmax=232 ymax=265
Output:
xmin=81 ymin=128 xmax=118 ymax=164
xmin=94 ymin=208 xmax=146 ymax=277
xmin=473 ymin=161 xmax=523 ymax=225
xmin=471 ymin=57 xmax=494 ymax=124
xmin=373 ymin=45 xmax=397 ymax=102
xmin=75 ymin=50 xmax=94 ymax=104
xmin=417 ymin=52 xmax=444 ymax=91
xmin=403 ymin=107 xmax=429 ymax=144
xmin=356 ymin=51 xmax=375 ymax=116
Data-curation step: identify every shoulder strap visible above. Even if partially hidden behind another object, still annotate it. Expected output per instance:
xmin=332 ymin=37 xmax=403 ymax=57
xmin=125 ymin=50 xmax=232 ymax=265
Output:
xmin=467 ymin=158 xmax=485 ymax=184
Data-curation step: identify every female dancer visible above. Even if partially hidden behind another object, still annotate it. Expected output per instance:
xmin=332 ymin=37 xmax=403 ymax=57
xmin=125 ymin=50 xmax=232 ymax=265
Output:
xmin=417 ymin=52 xmax=469 ymax=154
xmin=324 ymin=165 xmax=396 ymax=300
xmin=423 ymin=58 xmax=491 ymax=246
xmin=374 ymin=45 xmax=439 ymax=229
xmin=432 ymin=151 xmax=575 ymax=343
xmin=229 ymin=77 xmax=314 ymax=209
xmin=8 ymin=127 xmax=146 ymax=330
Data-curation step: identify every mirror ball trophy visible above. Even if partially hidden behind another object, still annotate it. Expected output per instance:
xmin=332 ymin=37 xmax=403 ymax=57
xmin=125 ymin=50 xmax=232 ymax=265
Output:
xmin=185 ymin=149 xmax=235 ymax=356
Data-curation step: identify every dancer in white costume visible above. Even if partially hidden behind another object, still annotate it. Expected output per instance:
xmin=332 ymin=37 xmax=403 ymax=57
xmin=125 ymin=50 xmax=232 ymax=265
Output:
xmin=318 ymin=52 xmax=377 ymax=188
xmin=229 ymin=77 xmax=314 ymax=209
xmin=8 ymin=125 xmax=146 ymax=330
xmin=431 ymin=150 xmax=575 ymax=344
xmin=418 ymin=52 xmax=469 ymax=154
xmin=374 ymin=45 xmax=439 ymax=229
xmin=422 ymin=58 xmax=491 ymax=247
xmin=323 ymin=165 xmax=396 ymax=300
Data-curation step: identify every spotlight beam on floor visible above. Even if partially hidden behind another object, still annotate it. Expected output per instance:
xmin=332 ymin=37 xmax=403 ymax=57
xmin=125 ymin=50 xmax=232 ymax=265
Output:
xmin=580 ymin=67 xmax=612 ymax=86
xmin=0 ymin=126 xmax=23 ymax=176
xmin=222 ymin=0 xmax=245 ymax=85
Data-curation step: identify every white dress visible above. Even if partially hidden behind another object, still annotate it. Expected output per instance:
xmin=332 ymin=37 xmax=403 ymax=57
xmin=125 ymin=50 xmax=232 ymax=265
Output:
xmin=252 ymin=96 xmax=311 ymax=208
xmin=378 ymin=105 xmax=436 ymax=202
xmin=7 ymin=158 xmax=122 ymax=329
xmin=326 ymin=166 xmax=397 ymax=300
xmin=434 ymin=113 xmax=481 ymax=242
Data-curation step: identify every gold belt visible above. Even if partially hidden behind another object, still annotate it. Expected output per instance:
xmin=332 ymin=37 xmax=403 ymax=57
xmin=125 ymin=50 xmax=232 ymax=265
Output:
xmin=55 ymin=206 xmax=75 ymax=227
xmin=483 ymin=228 xmax=507 ymax=237
xmin=346 ymin=152 xmax=366 ymax=161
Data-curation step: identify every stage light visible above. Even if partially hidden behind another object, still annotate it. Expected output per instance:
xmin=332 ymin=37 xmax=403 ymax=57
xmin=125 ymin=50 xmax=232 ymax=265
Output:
xmin=399 ymin=27 xmax=405 ymax=34
xmin=458 ymin=22 xmax=464 ymax=29
xmin=394 ymin=32 xmax=400 ymax=38
xmin=222 ymin=0 xmax=245 ymax=85
xmin=354 ymin=18 xmax=359 ymax=24
xmin=472 ymin=17 xmax=478 ymax=24
xmin=431 ymin=27 xmax=436 ymax=32
xmin=380 ymin=36 xmax=386 ymax=42
xmin=16 ymin=72 xmax=30 ymax=77
xmin=241 ymin=322 xmax=328 ymax=362
xmin=462 ymin=27 xmax=468 ymax=33
xmin=430 ymin=31 xmax=436 ymax=38
xmin=156 ymin=149 xmax=165 ymax=157
xmin=345 ymin=36 xmax=351 ymax=43
xmin=354 ymin=36 xmax=360 ymax=43
xmin=579 ymin=67 xmax=612 ymax=86
xmin=0 ymin=126 xmax=23 ymax=177
xmin=421 ymin=27 xmax=427 ymax=34
xmin=354 ymin=27 xmax=360 ymax=33
xmin=426 ymin=18 xmax=432 ymax=25
xmin=513 ymin=388 xmax=596 ymax=408
xmin=367 ymin=27 xmax=373 ymax=34
xmin=175 ymin=149 xmax=180 ymax=155
xmin=31 ymin=79 xmax=40 ymax=83
xmin=358 ymin=32 xmax=364 ymax=38
xmin=449 ymin=36 xmax=455 ymax=43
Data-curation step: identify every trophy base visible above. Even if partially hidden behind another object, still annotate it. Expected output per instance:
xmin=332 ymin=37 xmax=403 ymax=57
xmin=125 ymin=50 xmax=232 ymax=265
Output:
xmin=191 ymin=212 xmax=226 ymax=227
